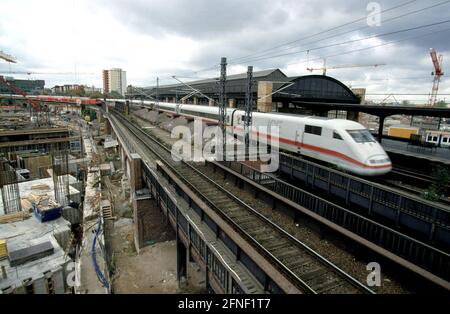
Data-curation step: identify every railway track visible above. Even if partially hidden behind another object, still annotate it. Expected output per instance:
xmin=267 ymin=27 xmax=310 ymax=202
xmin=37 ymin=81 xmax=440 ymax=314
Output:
xmin=110 ymin=110 xmax=374 ymax=294
xmin=382 ymin=167 xmax=450 ymax=205
xmin=390 ymin=167 xmax=449 ymax=191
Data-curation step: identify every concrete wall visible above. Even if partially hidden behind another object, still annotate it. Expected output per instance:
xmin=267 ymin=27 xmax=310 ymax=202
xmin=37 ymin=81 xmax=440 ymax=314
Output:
xmin=129 ymin=153 xmax=143 ymax=192
xmin=23 ymin=155 xmax=51 ymax=179
xmin=132 ymin=190 xmax=155 ymax=252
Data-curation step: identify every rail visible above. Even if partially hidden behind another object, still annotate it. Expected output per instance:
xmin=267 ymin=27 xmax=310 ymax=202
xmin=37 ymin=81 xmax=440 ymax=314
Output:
xmin=277 ymin=152 xmax=450 ymax=248
xmin=109 ymin=110 xmax=374 ymax=294
xmin=219 ymin=160 xmax=450 ymax=283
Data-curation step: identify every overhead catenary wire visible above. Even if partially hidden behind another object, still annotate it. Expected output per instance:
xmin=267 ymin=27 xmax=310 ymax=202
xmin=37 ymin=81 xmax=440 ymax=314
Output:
xmin=231 ymin=0 xmax=450 ymax=65
xmin=227 ymin=0 xmax=419 ymax=64
xmin=261 ymin=25 xmax=450 ymax=71
xmin=227 ymin=19 xmax=450 ymax=66
xmin=151 ymin=0 xmax=420 ymax=82
xmin=141 ymin=26 xmax=450 ymax=104
xmin=141 ymin=1 xmax=450 ymax=100
xmin=158 ymin=0 xmax=448 ymax=81
xmin=155 ymin=9 xmax=450 ymax=87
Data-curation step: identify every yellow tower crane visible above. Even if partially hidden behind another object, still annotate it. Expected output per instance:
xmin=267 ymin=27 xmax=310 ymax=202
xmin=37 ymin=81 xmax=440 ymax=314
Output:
xmin=0 ymin=51 xmax=16 ymax=63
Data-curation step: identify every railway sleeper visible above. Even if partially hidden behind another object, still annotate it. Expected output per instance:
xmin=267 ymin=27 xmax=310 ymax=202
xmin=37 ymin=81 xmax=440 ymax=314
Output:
xmin=272 ymin=248 xmax=302 ymax=260
xmin=234 ymin=216 xmax=259 ymax=225
xmin=312 ymin=278 xmax=345 ymax=294
xmin=299 ymin=267 xmax=328 ymax=282
xmin=222 ymin=206 xmax=244 ymax=213
xmin=213 ymin=199 xmax=237 ymax=208
xmin=192 ymin=183 xmax=215 ymax=191
xmin=283 ymin=256 xmax=313 ymax=269
xmin=251 ymin=232 xmax=281 ymax=244
xmin=227 ymin=211 xmax=251 ymax=220
xmin=239 ymin=222 xmax=271 ymax=234
xmin=320 ymin=282 xmax=355 ymax=294
xmin=187 ymin=181 xmax=211 ymax=190
xmin=291 ymin=261 xmax=318 ymax=275
xmin=266 ymin=243 xmax=295 ymax=254
xmin=245 ymin=227 xmax=272 ymax=238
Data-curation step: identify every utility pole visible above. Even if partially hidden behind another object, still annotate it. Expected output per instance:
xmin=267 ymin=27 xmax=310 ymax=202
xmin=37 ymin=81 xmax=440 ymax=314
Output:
xmin=156 ymin=77 xmax=160 ymax=105
xmin=244 ymin=66 xmax=253 ymax=157
xmin=218 ymin=57 xmax=227 ymax=159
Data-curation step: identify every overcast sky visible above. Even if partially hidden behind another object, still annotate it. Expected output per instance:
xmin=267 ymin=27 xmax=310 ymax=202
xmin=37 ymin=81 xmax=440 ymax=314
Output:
xmin=1 ymin=0 xmax=449 ymax=103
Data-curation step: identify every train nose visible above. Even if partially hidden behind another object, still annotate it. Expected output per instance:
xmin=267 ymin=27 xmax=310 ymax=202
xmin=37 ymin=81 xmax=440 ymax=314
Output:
xmin=365 ymin=155 xmax=391 ymax=167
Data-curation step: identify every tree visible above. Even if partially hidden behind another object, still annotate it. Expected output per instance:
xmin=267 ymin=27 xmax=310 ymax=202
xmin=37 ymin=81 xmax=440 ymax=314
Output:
xmin=436 ymin=100 xmax=447 ymax=108
xmin=108 ymin=91 xmax=123 ymax=99
xmin=88 ymin=91 xmax=105 ymax=99
xmin=66 ymin=86 xmax=85 ymax=97
xmin=423 ymin=165 xmax=450 ymax=201
xmin=401 ymin=100 xmax=411 ymax=106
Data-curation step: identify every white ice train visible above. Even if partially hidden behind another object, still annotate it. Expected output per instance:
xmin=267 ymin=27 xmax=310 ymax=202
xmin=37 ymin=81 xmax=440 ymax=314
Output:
xmin=117 ymin=100 xmax=392 ymax=176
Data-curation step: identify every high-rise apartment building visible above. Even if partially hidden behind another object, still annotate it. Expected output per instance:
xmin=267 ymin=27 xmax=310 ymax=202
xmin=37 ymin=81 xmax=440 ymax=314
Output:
xmin=102 ymin=68 xmax=127 ymax=96
xmin=102 ymin=70 xmax=109 ymax=94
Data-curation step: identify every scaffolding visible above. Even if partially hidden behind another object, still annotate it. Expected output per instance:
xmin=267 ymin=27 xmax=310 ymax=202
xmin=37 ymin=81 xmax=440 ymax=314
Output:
xmin=0 ymin=161 xmax=22 ymax=214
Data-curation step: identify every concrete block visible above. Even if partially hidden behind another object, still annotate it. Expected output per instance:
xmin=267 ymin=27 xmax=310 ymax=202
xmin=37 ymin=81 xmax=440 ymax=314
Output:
xmin=33 ymin=277 xmax=47 ymax=294
xmin=53 ymin=267 xmax=66 ymax=294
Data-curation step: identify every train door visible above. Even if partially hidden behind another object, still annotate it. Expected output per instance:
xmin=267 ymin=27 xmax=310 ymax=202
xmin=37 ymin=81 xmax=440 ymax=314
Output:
xmin=441 ymin=134 xmax=450 ymax=148
xmin=426 ymin=132 xmax=439 ymax=145
xmin=295 ymin=130 xmax=303 ymax=153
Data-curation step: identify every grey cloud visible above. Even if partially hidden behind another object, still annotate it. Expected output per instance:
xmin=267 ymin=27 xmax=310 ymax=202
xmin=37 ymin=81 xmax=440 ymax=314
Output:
xmin=2 ymin=0 xmax=449 ymax=101
xmin=99 ymin=0 xmax=273 ymax=39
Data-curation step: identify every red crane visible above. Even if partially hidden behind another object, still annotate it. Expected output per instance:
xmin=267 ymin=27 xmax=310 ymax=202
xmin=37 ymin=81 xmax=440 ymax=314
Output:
xmin=0 ymin=75 xmax=48 ymax=125
xmin=0 ymin=51 xmax=47 ymax=123
xmin=428 ymin=48 xmax=444 ymax=106
xmin=0 ymin=75 xmax=42 ymax=112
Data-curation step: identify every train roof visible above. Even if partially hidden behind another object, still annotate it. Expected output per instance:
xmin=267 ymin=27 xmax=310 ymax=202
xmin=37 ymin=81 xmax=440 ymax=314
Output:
xmin=127 ymin=101 xmax=367 ymax=130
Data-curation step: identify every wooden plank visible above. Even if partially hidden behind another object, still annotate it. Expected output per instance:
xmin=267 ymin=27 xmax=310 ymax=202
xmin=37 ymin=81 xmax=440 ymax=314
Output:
xmin=0 ymin=211 xmax=31 ymax=224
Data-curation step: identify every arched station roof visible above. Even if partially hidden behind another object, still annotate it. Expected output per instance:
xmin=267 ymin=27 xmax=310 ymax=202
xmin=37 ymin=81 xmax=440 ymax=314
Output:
xmin=274 ymin=75 xmax=360 ymax=104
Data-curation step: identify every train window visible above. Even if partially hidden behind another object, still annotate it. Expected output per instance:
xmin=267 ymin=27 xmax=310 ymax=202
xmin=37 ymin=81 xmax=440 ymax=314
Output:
xmin=427 ymin=135 xmax=433 ymax=141
xmin=305 ymin=125 xmax=322 ymax=136
xmin=443 ymin=137 xmax=448 ymax=143
xmin=333 ymin=131 xmax=343 ymax=140
xmin=346 ymin=129 xmax=375 ymax=143
xmin=433 ymin=136 xmax=438 ymax=142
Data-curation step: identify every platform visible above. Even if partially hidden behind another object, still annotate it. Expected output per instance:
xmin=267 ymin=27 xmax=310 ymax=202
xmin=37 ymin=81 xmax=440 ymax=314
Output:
xmin=382 ymin=138 xmax=450 ymax=165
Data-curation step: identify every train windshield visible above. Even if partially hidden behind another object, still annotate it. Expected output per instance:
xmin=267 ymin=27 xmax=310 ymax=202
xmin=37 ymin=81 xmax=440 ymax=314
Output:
xmin=346 ymin=129 xmax=376 ymax=143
